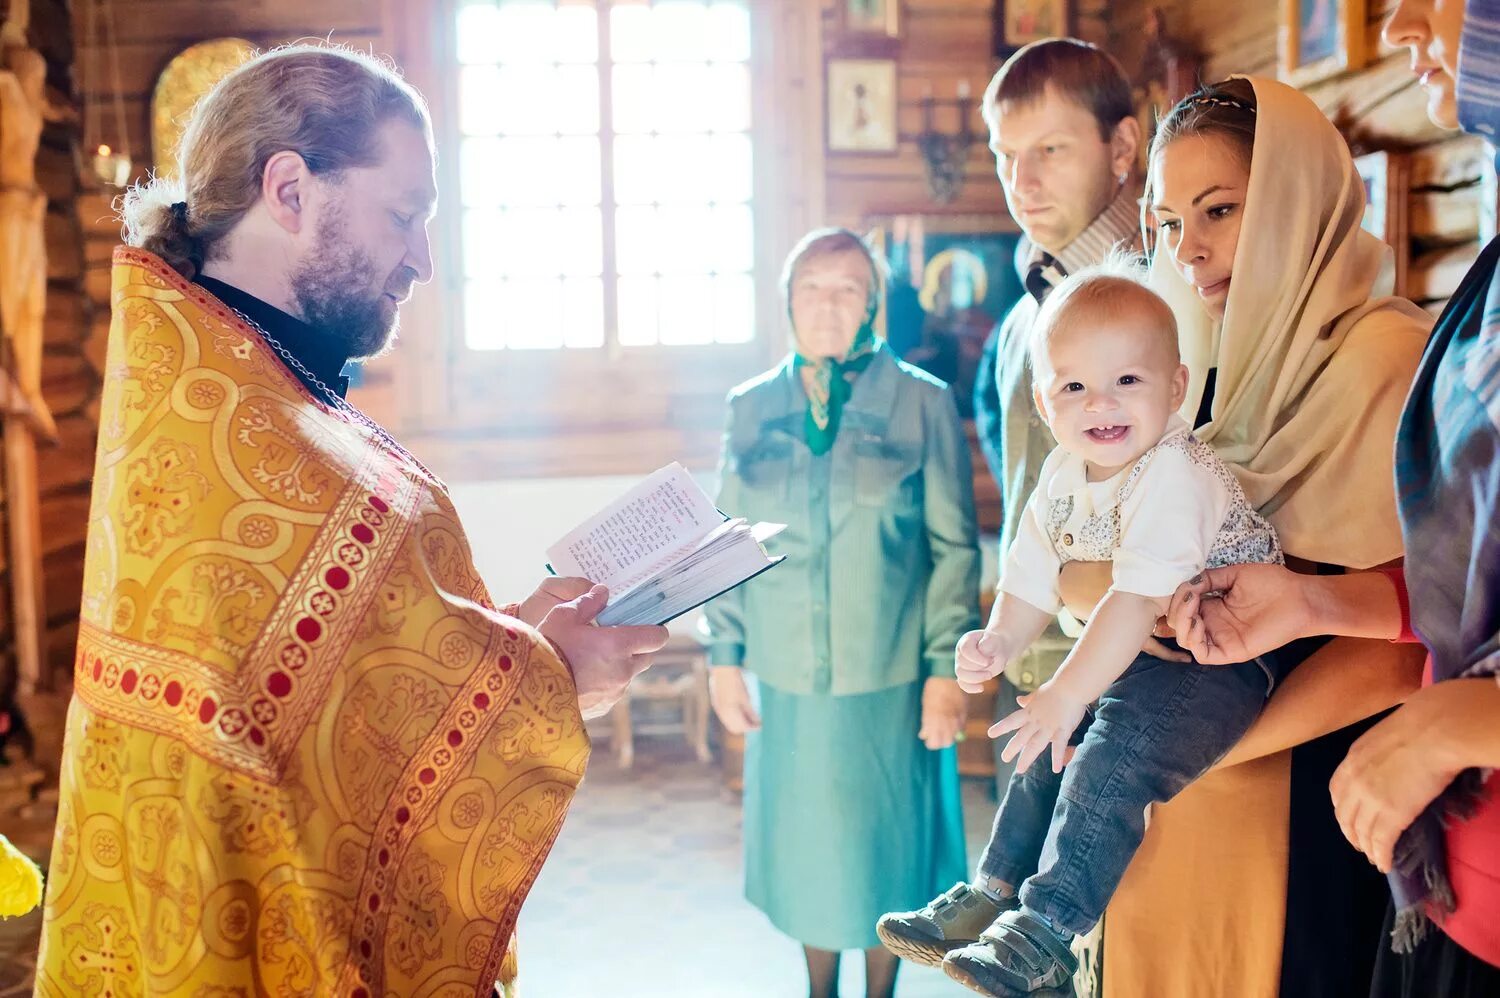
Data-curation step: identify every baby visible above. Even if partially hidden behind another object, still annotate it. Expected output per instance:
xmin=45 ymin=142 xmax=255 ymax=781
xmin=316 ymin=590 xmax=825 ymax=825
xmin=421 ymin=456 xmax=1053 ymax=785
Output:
xmin=878 ymin=259 xmax=1283 ymax=996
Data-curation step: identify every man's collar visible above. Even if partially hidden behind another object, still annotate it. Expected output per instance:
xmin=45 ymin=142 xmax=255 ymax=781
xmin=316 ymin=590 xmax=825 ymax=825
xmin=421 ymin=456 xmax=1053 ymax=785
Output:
xmin=1024 ymin=181 xmax=1143 ymax=302
xmin=194 ymin=275 xmax=351 ymax=401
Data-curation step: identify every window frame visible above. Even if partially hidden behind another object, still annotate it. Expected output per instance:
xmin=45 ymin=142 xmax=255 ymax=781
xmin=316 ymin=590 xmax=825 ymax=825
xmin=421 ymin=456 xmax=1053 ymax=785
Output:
xmin=438 ymin=0 xmax=770 ymax=370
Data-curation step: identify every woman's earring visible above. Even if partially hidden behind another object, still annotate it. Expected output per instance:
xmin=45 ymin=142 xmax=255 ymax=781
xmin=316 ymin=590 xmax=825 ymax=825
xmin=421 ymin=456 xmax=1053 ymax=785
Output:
xmin=1118 ymin=171 xmax=1129 ymax=186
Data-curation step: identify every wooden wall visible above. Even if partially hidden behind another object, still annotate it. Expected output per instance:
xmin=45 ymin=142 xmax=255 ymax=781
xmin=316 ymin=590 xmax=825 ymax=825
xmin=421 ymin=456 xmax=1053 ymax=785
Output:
xmin=1108 ymin=0 xmax=1486 ymax=314
xmin=818 ymin=0 xmax=1112 ymax=226
xmin=0 ymin=0 xmax=93 ymax=697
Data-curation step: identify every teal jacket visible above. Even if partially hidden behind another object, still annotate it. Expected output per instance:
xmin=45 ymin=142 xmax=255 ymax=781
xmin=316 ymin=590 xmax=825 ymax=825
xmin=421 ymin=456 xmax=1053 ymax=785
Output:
xmin=703 ymin=344 xmax=981 ymax=695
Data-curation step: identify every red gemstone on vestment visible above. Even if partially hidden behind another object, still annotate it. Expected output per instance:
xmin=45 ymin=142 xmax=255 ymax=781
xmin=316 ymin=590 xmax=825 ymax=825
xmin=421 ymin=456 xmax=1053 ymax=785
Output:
xmin=295 ymin=618 xmax=321 ymax=643
xmin=121 ymin=669 xmax=137 ymax=694
xmin=369 ymin=495 xmax=389 ymax=513
xmin=325 ymin=566 xmax=350 ymax=590
xmin=351 ymin=523 xmax=375 ymax=544
xmin=395 ymin=806 xmax=410 ymax=824
xmin=473 ymin=692 xmax=490 ymax=710
xmin=360 ymin=940 xmax=372 ymax=959
xmin=498 ymin=655 xmax=512 ymax=672
xmin=378 ymin=848 xmax=390 ymax=866
xmin=267 ymin=671 xmax=292 ymax=698
xmin=419 ymin=767 xmax=436 ymax=784
xmin=92 ymin=659 xmax=102 ymax=682
xmin=368 ymin=894 xmax=380 ymax=912
xmin=199 ymin=697 xmax=217 ymax=724
xmin=248 ymin=727 xmax=265 ymax=746
xmin=164 ymin=681 xmax=183 ymax=707
xmin=447 ymin=729 xmax=462 ymax=747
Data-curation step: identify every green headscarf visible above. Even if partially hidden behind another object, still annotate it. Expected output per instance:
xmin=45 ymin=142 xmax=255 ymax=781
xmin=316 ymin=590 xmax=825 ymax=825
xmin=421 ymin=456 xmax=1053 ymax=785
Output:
xmin=793 ymin=315 xmax=880 ymax=456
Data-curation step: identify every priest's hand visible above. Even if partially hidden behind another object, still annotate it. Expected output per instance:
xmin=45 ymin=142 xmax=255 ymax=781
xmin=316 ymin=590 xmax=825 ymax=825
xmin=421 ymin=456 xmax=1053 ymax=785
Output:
xmin=539 ymin=584 xmax=669 ymax=720
xmin=709 ymin=666 xmax=761 ymax=734
xmin=516 ymin=576 xmax=595 ymax=628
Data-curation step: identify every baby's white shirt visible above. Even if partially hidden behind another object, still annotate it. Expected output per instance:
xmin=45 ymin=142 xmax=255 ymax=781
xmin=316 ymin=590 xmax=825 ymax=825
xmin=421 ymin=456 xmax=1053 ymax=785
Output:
xmin=1000 ymin=416 xmax=1283 ymax=614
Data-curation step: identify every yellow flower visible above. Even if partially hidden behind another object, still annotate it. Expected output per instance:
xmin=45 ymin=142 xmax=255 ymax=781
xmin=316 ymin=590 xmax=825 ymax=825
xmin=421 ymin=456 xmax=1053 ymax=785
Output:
xmin=0 ymin=833 xmax=43 ymax=918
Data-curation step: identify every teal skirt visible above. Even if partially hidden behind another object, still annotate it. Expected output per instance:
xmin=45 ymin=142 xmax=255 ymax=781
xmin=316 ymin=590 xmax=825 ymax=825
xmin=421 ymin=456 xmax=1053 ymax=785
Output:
xmin=743 ymin=677 xmax=967 ymax=952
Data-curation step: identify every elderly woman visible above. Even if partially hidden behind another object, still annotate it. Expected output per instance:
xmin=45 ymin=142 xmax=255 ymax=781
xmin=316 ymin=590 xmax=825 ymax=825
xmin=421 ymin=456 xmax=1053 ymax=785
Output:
xmin=704 ymin=227 xmax=977 ymax=998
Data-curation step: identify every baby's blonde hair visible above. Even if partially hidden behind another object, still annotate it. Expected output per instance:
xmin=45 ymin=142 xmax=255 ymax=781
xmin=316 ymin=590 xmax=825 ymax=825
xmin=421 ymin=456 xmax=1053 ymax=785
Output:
xmin=1029 ymin=251 xmax=1179 ymax=380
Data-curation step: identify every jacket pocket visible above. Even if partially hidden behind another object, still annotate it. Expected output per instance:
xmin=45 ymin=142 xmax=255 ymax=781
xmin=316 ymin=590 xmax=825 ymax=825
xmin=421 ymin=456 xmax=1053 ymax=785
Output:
xmin=853 ymin=435 xmax=921 ymax=509
xmin=735 ymin=436 xmax=794 ymax=505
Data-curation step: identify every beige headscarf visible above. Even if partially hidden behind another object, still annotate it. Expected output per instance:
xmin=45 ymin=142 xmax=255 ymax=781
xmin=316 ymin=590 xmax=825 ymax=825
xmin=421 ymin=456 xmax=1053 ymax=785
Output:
xmin=1149 ymin=76 xmax=1431 ymax=569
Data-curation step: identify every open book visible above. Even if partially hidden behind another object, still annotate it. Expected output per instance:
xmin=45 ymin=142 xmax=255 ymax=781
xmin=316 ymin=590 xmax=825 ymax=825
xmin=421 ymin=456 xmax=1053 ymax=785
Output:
xmin=544 ymin=463 xmax=786 ymax=627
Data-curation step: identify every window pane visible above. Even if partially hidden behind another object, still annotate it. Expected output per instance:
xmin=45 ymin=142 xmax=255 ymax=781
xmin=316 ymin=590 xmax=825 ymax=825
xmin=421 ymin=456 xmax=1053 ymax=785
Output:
xmin=553 ymin=136 xmax=602 ymax=205
xmin=500 ymin=279 xmax=564 ymax=349
xmin=462 ymin=208 xmax=505 ymax=277
xmin=706 ymin=62 xmax=750 ymax=133
xmin=484 ymin=137 xmax=553 ymax=207
xmin=460 ymin=65 xmax=504 ymax=135
xmin=613 ymin=135 xmax=657 ymax=205
xmin=707 ymin=132 xmax=753 ymax=202
xmin=614 ymin=205 xmax=660 ymax=275
xmin=653 ymin=136 xmax=712 ymax=202
xmin=653 ymin=63 xmax=713 ymax=134
xmin=456 ymin=4 xmax=504 ymax=65
xmin=489 ymin=66 xmax=599 ymax=135
xmin=609 ymin=5 xmax=653 ymax=63
xmin=708 ymin=202 xmax=753 ymax=274
xmin=481 ymin=136 xmax=601 ymax=207
xmin=495 ymin=208 xmax=564 ymax=276
xmin=705 ymin=3 xmax=751 ymax=62
xmin=657 ymin=275 xmax=715 ymax=345
xmin=552 ymin=5 xmax=600 ymax=63
xmin=617 ymin=276 xmax=659 ymax=345
xmin=460 ymin=138 xmax=505 ymax=208
xmin=656 ymin=206 xmax=714 ymax=274
xmin=557 ymin=207 xmax=603 ymax=276
xmin=713 ymin=273 xmax=755 ymax=343
xmin=562 ymin=277 xmax=605 ymax=347
xmin=464 ymin=277 xmax=505 ymax=349
xmin=495 ymin=3 xmax=561 ymax=63
xmin=612 ymin=64 xmax=653 ymax=134
xmin=653 ymin=3 xmax=710 ymax=62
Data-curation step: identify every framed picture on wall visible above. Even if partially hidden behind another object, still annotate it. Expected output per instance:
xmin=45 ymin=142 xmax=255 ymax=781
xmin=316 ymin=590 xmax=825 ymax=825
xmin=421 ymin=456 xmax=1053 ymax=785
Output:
xmin=827 ymin=58 xmax=899 ymax=153
xmin=841 ymin=0 xmax=900 ymax=40
xmin=1354 ymin=150 xmax=1410 ymax=296
xmin=994 ymin=0 xmax=1070 ymax=57
xmin=1278 ymin=0 xmax=1367 ymax=87
xmin=865 ymin=213 xmax=1024 ymax=415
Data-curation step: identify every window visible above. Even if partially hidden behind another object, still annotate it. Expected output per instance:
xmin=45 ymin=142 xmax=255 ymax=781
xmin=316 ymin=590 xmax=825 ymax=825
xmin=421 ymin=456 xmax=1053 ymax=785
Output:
xmin=454 ymin=0 xmax=756 ymax=350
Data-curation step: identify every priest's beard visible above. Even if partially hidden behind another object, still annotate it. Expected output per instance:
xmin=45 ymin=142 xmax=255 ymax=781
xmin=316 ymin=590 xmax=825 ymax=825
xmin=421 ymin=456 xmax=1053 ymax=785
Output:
xmin=290 ymin=201 xmax=402 ymax=361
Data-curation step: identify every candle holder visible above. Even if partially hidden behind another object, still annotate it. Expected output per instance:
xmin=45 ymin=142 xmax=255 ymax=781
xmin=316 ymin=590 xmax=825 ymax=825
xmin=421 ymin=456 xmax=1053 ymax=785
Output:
xmin=915 ymin=89 xmax=977 ymax=204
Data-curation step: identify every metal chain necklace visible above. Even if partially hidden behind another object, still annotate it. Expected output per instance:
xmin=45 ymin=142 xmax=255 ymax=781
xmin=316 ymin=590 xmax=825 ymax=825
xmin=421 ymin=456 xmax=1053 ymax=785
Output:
xmin=228 ymin=306 xmax=405 ymax=456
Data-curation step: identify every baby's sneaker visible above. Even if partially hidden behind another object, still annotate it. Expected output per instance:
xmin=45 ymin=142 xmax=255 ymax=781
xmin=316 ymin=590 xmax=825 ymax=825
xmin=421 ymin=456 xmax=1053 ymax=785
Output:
xmin=875 ymin=882 xmax=1018 ymax=968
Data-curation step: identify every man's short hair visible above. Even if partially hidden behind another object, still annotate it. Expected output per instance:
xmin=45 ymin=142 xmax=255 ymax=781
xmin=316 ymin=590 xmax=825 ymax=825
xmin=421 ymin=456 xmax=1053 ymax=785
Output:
xmin=982 ymin=38 xmax=1135 ymax=142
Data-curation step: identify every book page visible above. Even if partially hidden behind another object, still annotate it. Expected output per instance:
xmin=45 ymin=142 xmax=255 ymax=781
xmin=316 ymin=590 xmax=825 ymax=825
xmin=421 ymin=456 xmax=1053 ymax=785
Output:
xmin=545 ymin=463 xmax=723 ymax=593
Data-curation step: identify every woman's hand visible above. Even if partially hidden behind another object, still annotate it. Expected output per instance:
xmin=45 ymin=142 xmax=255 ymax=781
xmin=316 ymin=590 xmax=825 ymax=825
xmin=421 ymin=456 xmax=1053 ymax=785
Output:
xmin=919 ymin=677 xmax=967 ymax=750
xmin=709 ymin=666 xmax=761 ymax=734
xmin=988 ymin=680 xmax=1088 ymax=775
xmin=1330 ymin=678 xmax=1500 ymax=873
xmin=1166 ymin=563 xmax=1313 ymax=665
